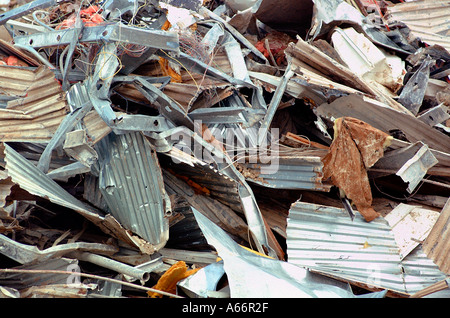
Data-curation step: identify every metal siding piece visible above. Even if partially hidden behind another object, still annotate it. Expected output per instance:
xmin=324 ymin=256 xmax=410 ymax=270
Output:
xmin=286 ymin=201 xmax=448 ymax=295
xmin=401 ymin=247 xmax=450 ymax=296
xmin=2 ymin=143 xmax=152 ymax=252
xmin=0 ymin=66 xmax=68 ymax=143
xmin=395 ymin=143 xmax=438 ymax=193
xmin=96 ymin=131 xmax=170 ymax=249
xmin=239 ymin=154 xmax=331 ymax=191
xmin=0 ymin=258 xmax=79 ymax=289
xmin=314 ymin=94 xmax=450 ymax=154
xmin=386 ymin=0 xmax=450 ymax=52
xmin=385 ymin=203 xmax=440 ymax=260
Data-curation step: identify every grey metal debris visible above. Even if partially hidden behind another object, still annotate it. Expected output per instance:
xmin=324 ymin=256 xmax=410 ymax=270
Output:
xmin=0 ymin=0 xmax=448 ymax=299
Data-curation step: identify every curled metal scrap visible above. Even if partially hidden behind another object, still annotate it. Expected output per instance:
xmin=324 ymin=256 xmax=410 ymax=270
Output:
xmin=95 ymin=131 xmax=171 ymax=249
xmin=0 ymin=234 xmax=118 ymax=265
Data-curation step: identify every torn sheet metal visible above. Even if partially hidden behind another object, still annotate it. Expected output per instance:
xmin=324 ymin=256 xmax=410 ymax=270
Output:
xmin=395 ymin=143 xmax=438 ymax=193
xmin=150 ymin=126 xmax=276 ymax=258
xmin=95 ymin=131 xmax=171 ymax=251
xmin=0 ymin=233 xmax=117 ymax=265
xmin=284 ymin=37 xmax=408 ymax=113
xmin=0 ymin=65 xmax=68 ymax=143
xmin=314 ymin=94 xmax=450 ymax=154
xmin=330 ymin=27 xmax=405 ymax=93
xmin=400 ymin=245 xmax=450 ymax=298
xmin=112 ymin=76 xmax=234 ymax=114
xmin=248 ymin=68 xmax=358 ymax=107
xmin=0 ymin=258 xmax=78 ymax=289
xmin=397 ymin=56 xmax=434 ymax=115
xmin=192 ymin=207 xmax=386 ymax=298
xmin=177 ymin=260 xmax=227 ymax=298
xmin=286 ymin=201 xmax=449 ymax=296
xmin=309 ymin=0 xmax=410 ymax=54
xmin=385 ymin=0 xmax=450 ymax=52
xmin=423 ymin=198 xmax=450 ymax=275
xmin=36 ymin=81 xmax=93 ymax=173
xmin=82 ymin=173 xmax=109 ymax=212
xmin=164 ymin=155 xmax=244 ymax=214
xmin=2 ymin=143 xmax=155 ymax=253
xmin=236 ymin=149 xmax=332 ymax=191
xmin=161 ymin=50 xmax=253 ymax=90
xmin=385 ymin=203 xmax=440 ymax=260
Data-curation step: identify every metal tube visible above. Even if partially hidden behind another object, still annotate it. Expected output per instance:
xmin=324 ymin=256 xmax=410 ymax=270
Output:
xmin=70 ymin=251 xmax=150 ymax=284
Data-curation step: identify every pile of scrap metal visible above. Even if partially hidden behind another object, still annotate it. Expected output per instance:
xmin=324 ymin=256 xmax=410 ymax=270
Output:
xmin=0 ymin=0 xmax=448 ymax=299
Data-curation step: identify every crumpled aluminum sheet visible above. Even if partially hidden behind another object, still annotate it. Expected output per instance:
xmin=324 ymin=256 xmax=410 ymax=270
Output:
xmin=192 ymin=207 xmax=387 ymax=298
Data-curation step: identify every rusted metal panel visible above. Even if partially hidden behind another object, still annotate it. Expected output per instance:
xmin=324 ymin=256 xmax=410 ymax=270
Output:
xmin=0 ymin=65 xmax=69 ymax=143
xmin=386 ymin=0 xmax=450 ymax=52
xmin=422 ymin=198 xmax=450 ymax=274
xmin=237 ymin=149 xmax=332 ymax=191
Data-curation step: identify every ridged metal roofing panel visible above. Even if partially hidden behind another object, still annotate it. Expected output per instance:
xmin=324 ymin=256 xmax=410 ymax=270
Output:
xmin=96 ymin=131 xmax=170 ymax=249
xmin=386 ymin=0 xmax=450 ymax=52
xmin=0 ymin=65 xmax=68 ymax=143
xmin=239 ymin=155 xmax=331 ymax=191
xmin=286 ymin=201 xmax=448 ymax=295
xmin=2 ymin=143 xmax=152 ymax=252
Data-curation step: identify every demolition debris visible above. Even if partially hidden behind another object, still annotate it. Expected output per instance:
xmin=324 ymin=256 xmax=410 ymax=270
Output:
xmin=0 ymin=0 xmax=448 ymax=299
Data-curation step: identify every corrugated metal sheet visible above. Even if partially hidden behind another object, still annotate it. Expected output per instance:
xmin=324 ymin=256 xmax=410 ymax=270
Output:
xmin=95 ymin=131 xmax=171 ymax=250
xmin=286 ymin=201 xmax=448 ymax=296
xmin=422 ymin=198 xmax=450 ymax=274
xmin=237 ymin=150 xmax=332 ymax=191
xmin=401 ymin=246 xmax=450 ymax=296
xmin=386 ymin=0 xmax=450 ymax=52
xmin=0 ymin=258 xmax=78 ymax=289
xmin=0 ymin=65 xmax=68 ymax=143
xmin=2 ymin=143 xmax=154 ymax=253
xmin=315 ymin=94 xmax=450 ymax=154
xmin=167 ymin=157 xmax=243 ymax=213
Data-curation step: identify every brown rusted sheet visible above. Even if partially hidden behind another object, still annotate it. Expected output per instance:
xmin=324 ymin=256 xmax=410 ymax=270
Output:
xmin=422 ymin=198 xmax=450 ymax=274
xmin=322 ymin=117 xmax=392 ymax=222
